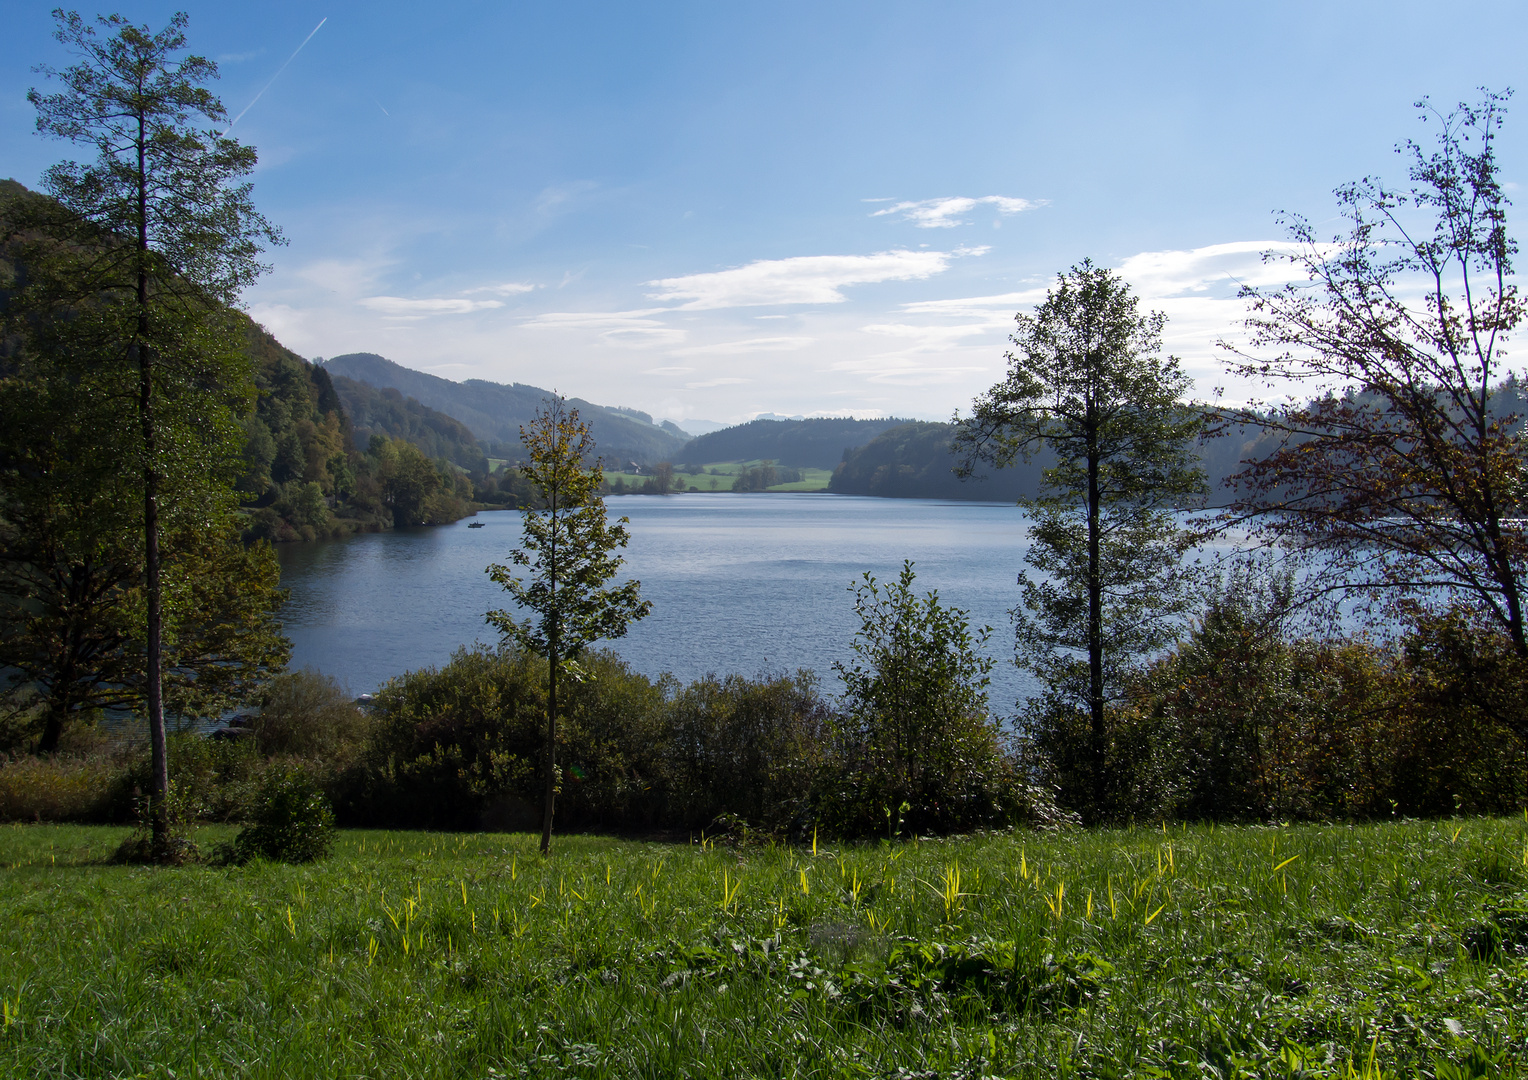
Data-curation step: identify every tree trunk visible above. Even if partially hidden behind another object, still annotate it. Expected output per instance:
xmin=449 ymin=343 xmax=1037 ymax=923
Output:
xmin=1087 ymin=425 xmax=1105 ymax=819
xmin=135 ymin=119 xmax=170 ymax=856
xmin=541 ymin=627 xmax=558 ymax=856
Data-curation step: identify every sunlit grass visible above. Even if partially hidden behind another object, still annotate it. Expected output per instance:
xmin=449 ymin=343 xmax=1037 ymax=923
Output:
xmin=2 ymin=818 xmax=1526 ymax=1076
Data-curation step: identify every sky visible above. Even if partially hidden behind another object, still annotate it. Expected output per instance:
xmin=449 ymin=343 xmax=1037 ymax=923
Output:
xmin=3 ymin=1 xmax=1526 ymax=427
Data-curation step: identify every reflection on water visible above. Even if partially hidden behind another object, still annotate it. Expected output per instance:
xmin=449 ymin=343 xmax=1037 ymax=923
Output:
xmin=278 ymin=494 xmax=1096 ymax=709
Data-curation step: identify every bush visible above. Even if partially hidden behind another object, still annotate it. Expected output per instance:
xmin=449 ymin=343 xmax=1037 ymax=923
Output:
xmin=337 ymin=646 xmax=548 ymax=829
xmin=1087 ymin=586 xmax=1528 ymax=824
xmin=821 ymin=561 xmax=1017 ymax=836
xmin=662 ymin=671 xmax=831 ymax=833
xmin=227 ymin=765 xmax=334 ymax=863
xmin=254 ymin=669 xmax=370 ymax=763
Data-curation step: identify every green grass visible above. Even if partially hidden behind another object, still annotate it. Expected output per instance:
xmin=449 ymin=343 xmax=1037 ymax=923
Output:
xmin=3 ymin=819 xmax=1526 ymax=1077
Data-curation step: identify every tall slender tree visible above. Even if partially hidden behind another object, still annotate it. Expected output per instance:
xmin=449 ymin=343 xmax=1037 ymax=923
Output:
xmin=956 ymin=261 xmax=1205 ymax=818
xmin=24 ymin=11 xmax=281 ymax=852
xmin=486 ymin=397 xmax=651 ymax=855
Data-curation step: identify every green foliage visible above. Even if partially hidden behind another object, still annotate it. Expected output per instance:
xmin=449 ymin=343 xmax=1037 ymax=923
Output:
xmin=823 ymin=561 xmax=1014 ymax=836
xmin=1100 ymin=585 xmax=1528 ymax=823
xmin=680 ymin=416 xmax=900 ymax=470
xmin=486 ymin=396 xmax=651 ymax=853
xmin=227 ymin=764 xmax=334 ymax=864
xmin=960 ymin=260 xmax=1205 ymax=821
xmin=321 ymin=352 xmax=687 ymax=466
xmin=832 ymin=420 xmax=1040 ymax=500
xmin=328 ymin=374 xmax=486 ymax=472
xmin=0 ymin=748 xmax=135 ymax=823
xmin=662 ymin=671 xmax=830 ymax=832
xmin=730 ymin=460 xmax=778 ymax=491
xmin=253 ymin=669 xmax=370 ymax=763
xmin=340 ymin=647 xmax=548 ymax=831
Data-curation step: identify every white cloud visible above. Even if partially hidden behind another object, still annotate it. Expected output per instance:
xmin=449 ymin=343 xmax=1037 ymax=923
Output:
xmin=467 ymin=282 xmax=537 ymax=296
xmin=359 ymin=296 xmax=504 ymax=316
xmin=295 ymin=257 xmax=392 ymax=297
xmin=648 ymin=250 xmax=959 ymax=309
xmin=672 ymin=336 xmax=813 ymax=356
xmin=871 ymin=195 xmax=1044 ymax=229
xmin=1117 ymin=241 xmax=1303 ymax=299
xmin=685 ymin=377 xmax=751 ymax=388
xmin=521 ymin=308 xmax=671 ymax=331
xmin=643 ymin=365 xmax=695 ymax=376
xmin=898 ymin=287 xmax=1050 ymax=319
xmin=600 ymin=327 xmax=687 ymax=348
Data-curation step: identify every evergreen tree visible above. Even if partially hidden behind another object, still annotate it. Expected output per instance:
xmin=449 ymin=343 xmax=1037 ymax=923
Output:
xmin=20 ymin=11 xmax=282 ymax=853
xmin=957 ymin=261 xmax=1205 ymax=819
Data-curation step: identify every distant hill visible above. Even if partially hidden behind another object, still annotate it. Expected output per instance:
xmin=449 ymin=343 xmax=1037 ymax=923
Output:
xmin=322 ymin=353 xmax=687 ymax=465
xmin=829 ymin=422 xmax=1046 ymax=501
xmin=673 ymin=418 xmax=727 ymax=437
xmin=830 ymin=417 xmax=1292 ymax=503
xmin=679 ymin=417 xmax=903 ymax=469
xmin=328 ymin=374 xmax=486 ymax=471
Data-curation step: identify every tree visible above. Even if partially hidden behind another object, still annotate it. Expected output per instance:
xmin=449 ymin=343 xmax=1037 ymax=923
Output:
xmin=1221 ymin=92 xmax=1528 ymax=656
xmin=956 ymin=261 xmax=1205 ymax=819
xmin=23 ymin=11 xmax=282 ymax=851
xmin=829 ymin=560 xmax=1006 ymax=835
xmin=486 ymin=397 xmax=651 ymax=854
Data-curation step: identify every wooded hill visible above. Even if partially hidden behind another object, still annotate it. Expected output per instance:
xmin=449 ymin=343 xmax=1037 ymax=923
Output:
xmin=321 ymin=353 xmax=688 ymax=466
xmin=829 ymin=418 xmax=1289 ymax=503
xmin=677 ymin=416 xmax=903 ymax=469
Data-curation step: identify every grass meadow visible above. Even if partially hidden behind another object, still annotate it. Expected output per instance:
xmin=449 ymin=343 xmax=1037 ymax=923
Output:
xmin=601 ymin=462 xmax=836 ymax=493
xmin=2 ymin=818 xmax=1526 ymax=1078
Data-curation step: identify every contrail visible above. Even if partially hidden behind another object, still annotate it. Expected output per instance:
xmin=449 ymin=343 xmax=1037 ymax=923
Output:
xmin=222 ymin=17 xmax=327 ymax=135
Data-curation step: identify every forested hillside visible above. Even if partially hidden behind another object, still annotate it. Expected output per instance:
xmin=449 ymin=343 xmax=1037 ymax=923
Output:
xmin=678 ymin=416 xmax=902 ymax=469
xmin=236 ymin=325 xmax=475 ymax=541
xmin=327 ymin=373 xmax=487 ymax=472
xmin=829 ymin=418 xmax=1289 ymax=503
xmin=322 ymin=352 xmax=687 ymax=465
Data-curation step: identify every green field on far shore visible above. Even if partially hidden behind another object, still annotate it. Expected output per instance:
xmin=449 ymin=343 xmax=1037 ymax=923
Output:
xmin=2 ymin=818 xmax=1526 ymax=1077
xmin=603 ymin=461 xmax=834 ymax=494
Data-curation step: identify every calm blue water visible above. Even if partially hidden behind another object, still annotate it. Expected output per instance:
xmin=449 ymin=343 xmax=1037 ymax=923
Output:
xmin=276 ymin=494 xmax=1055 ymax=709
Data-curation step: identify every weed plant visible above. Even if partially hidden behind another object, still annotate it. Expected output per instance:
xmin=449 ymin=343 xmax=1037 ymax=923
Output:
xmin=2 ymin=818 xmax=1527 ymax=1076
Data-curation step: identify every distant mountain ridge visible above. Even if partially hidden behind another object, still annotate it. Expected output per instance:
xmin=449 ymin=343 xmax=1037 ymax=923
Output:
xmin=321 ymin=353 xmax=688 ymax=466
xmin=679 ymin=416 xmax=904 ymax=469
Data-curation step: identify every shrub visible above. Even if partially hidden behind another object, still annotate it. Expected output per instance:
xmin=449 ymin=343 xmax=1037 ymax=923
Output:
xmin=338 ymin=646 xmax=551 ymax=829
xmin=821 ymin=562 xmax=1016 ymax=836
xmin=254 ymin=669 xmax=370 ymax=763
xmin=228 ymin=765 xmax=334 ymax=863
xmin=1093 ymin=587 xmax=1528 ymax=824
xmin=662 ymin=671 xmax=831 ymax=833
xmin=556 ymin=651 xmax=671 ymax=828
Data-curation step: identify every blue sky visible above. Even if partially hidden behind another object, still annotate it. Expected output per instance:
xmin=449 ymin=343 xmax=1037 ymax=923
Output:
xmin=4 ymin=2 xmax=1526 ymax=425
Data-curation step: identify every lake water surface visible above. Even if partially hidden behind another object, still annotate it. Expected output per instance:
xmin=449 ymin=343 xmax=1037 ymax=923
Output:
xmin=277 ymin=494 xmax=1054 ymax=708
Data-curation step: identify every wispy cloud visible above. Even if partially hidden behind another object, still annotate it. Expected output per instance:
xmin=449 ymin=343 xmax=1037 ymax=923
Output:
xmin=685 ymin=377 xmax=751 ymax=388
xmin=466 ymin=282 xmax=537 ymax=296
xmin=672 ymin=336 xmax=813 ymax=356
xmin=359 ymin=296 xmax=504 ymax=316
xmin=648 ymin=249 xmax=961 ymax=309
xmin=643 ymin=365 xmax=695 ymax=376
xmin=521 ymin=308 xmax=685 ymax=347
xmin=1117 ymin=241 xmax=1302 ymax=298
xmin=871 ymin=195 xmax=1044 ymax=229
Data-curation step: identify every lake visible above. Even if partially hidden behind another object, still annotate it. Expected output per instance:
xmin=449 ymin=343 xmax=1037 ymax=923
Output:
xmin=275 ymin=493 xmax=1064 ymax=709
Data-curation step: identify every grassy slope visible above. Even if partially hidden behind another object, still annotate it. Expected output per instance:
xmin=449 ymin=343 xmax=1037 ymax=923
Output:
xmin=2 ymin=820 xmax=1525 ymax=1077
